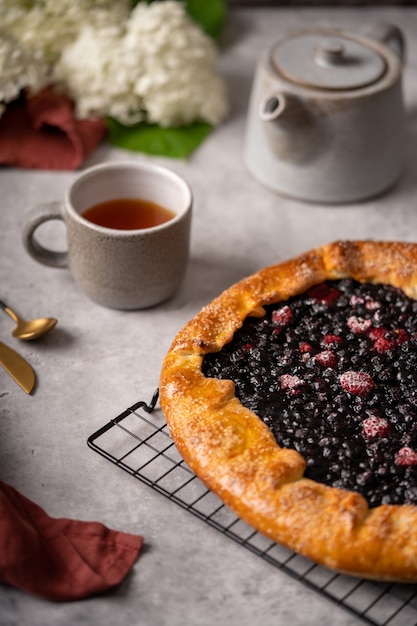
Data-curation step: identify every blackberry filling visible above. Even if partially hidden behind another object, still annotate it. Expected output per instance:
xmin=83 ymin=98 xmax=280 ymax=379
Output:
xmin=202 ymin=279 xmax=417 ymax=508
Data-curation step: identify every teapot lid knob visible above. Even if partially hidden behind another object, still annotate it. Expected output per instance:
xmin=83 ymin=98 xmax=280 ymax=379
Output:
xmin=315 ymin=39 xmax=345 ymax=66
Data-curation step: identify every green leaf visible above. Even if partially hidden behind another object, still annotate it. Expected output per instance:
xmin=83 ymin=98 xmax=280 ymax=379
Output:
xmin=107 ymin=118 xmax=213 ymax=159
xmin=182 ymin=0 xmax=227 ymax=40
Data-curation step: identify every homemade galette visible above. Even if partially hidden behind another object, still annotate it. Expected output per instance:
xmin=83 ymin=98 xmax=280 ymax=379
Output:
xmin=159 ymin=241 xmax=417 ymax=582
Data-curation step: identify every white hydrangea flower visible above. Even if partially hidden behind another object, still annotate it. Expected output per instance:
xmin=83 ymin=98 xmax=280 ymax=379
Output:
xmin=126 ymin=1 xmax=227 ymax=127
xmin=0 ymin=30 xmax=48 ymax=118
xmin=0 ymin=0 xmax=130 ymax=61
xmin=53 ymin=0 xmax=228 ymax=127
xmin=53 ymin=24 xmax=145 ymax=124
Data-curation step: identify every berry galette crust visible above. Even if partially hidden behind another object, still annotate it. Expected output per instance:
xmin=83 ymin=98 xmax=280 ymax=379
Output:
xmin=159 ymin=241 xmax=417 ymax=582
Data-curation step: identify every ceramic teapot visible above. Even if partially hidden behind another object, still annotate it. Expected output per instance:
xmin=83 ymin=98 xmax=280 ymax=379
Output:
xmin=243 ymin=22 xmax=405 ymax=203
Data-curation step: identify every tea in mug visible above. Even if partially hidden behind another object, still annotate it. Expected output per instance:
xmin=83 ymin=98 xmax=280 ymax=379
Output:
xmin=82 ymin=198 xmax=175 ymax=230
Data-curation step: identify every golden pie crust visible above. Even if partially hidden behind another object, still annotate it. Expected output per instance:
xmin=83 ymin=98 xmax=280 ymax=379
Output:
xmin=159 ymin=240 xmax=417 ymax=582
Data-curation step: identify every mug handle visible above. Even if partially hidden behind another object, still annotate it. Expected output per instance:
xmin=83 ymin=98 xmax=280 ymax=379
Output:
xmin=22 ymin=202 xmax=69 ymax=268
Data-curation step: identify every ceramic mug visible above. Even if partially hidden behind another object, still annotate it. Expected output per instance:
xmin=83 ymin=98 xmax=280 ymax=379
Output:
xmin=22 ymin=161 xmax=192 ymax=309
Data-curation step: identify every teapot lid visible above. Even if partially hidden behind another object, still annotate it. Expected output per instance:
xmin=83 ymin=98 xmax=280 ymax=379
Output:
xmin=271 ymin=33 xmax=386 ymax=90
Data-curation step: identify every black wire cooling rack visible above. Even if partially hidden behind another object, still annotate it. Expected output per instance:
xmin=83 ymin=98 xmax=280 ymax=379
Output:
xmin=87 ymin=390 xmax=417 ymax=626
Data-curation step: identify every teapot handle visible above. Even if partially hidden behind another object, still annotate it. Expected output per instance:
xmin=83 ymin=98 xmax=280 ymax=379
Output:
xmin=361 ymin=22 xmax=405 ymax=60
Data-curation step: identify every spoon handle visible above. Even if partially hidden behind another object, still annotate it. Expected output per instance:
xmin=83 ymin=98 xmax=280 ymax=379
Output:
xmin=0 ymin=301 xmax=18 ymax=323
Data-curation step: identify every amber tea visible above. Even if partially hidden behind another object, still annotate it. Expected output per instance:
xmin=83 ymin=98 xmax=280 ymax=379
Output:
xmin=82 ymin=198 xmax=175 ymax=230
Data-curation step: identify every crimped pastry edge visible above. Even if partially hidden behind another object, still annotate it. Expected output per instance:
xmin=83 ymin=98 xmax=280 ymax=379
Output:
xmin=160 ymin=240 xmax=417 ymax=582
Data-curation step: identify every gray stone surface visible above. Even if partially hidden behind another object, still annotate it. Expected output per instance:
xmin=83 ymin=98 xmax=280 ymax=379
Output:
xmin=1 ymin=6 xmax=417 ymax=625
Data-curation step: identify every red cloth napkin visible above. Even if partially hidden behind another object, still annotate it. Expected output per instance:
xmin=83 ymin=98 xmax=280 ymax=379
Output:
xmin=0 ymin=88 xmax=107 ymax=170
xmin=0 ymin=480 xmax=143 ymax=601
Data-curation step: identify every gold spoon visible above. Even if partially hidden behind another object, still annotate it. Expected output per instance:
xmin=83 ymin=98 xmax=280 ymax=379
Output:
xmin=0 ymin=300 xmax=57 ymax=341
